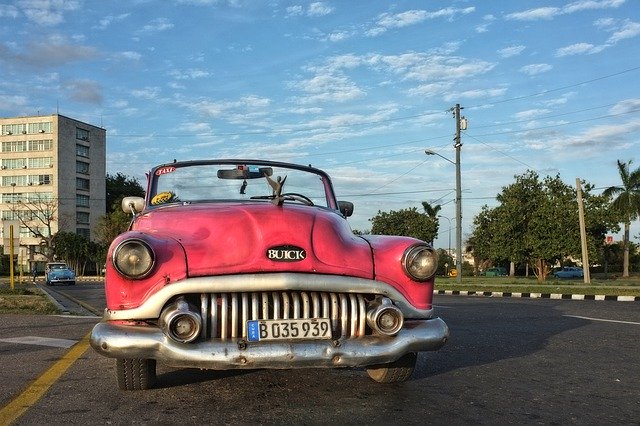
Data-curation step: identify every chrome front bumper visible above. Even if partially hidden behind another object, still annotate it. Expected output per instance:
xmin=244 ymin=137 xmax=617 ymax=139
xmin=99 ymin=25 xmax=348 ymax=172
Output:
xmin=90 ymin=317 xmax=449 ymax=369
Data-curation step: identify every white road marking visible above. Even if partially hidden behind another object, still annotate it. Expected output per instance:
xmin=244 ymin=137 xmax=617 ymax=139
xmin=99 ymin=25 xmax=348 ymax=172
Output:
xmin=0 ymin=336 xmax=77 ymax=348
xmin=564 ymin=315 xmax=640 ymax=326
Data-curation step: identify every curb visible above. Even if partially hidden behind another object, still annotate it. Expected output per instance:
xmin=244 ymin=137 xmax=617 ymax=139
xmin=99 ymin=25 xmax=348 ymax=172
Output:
xmin=436 ymin=290 xmax=640 ymax=302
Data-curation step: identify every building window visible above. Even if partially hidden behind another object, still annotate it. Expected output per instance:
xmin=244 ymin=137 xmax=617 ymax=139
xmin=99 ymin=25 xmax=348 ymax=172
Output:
xmin=76 ymin=228 xmax=90 ymax=239
xmin=2 ymin=176 xmax=27 ymax=186
xmin=76 ymin=177 xmax=90 ymax=190
xmin=76 ymin=128 xmax=90 ymax=141
xmin=2 ymin=123 xmax=26 ymax=135
xmin=28 ymin=157 xmax=53 ymax=169
xmin=77 ymin=194 xmax=90 ymax=207
xmin=76 ymin=144 xmax=89 ymax=157
xmin=28 ymin=174 xmax=52 ymax=185
xmin=26 ymin=192 xmax=52 ymax=202
xmin=77 ymin=212 xmax=90 ymax=224
xmin=28 ymin=139 xmax=53 ymax=151
xmin=1 ymin=210 xmax=20 ymax=220
xmin=2 ymin=192 xmax=22 ymax=204
xmin=1 ymin=158 xmax=26 ymax=169
xmin=76 ymin=161 xmax=89 ymax=174
xmin=1 ymin=140 xmax=27 ymax=152
xmin=28 ymin=122 xmax=52 ymax=134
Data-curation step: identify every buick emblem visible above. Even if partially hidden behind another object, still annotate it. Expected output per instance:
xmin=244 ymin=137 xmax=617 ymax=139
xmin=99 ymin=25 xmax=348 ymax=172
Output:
xmin=266 ymin=245 xmax=306 ymax=262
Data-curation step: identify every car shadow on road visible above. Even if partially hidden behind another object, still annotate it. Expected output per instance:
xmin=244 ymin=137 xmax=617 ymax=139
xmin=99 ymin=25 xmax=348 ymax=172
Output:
xmin=414 ymin=297 xmax=590 ymax=379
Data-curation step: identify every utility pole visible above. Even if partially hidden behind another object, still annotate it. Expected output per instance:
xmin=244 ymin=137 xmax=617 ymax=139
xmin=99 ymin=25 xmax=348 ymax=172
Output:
xmin=576 ymin=178 xmax=591 ymax=284
xmin=452 ymin=104 xmax=465 ymax=284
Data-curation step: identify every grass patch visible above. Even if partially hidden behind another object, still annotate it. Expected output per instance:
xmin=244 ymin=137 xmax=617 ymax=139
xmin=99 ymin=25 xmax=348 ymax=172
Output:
xmin=0 ymin=284 xmax=61 ymax=314
xmin=435 ymin=275 xmax=640 ymax=297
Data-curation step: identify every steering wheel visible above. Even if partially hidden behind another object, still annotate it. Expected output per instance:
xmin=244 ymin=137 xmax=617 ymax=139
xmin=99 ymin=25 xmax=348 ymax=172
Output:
xmin=281 ymin=192 xmax=314 ymax=206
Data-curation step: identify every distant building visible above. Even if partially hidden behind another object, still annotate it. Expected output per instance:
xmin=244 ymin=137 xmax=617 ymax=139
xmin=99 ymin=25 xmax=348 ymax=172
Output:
xmin=0 ymin=114 xmax=106 ymax=269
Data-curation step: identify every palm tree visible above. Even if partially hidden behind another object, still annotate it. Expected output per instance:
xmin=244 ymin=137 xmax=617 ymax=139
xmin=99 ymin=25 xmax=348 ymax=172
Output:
xmin=421 ymin=201 xmax=441 ymax=218
xmin=602 ymin=160 xmax=640 ymax=277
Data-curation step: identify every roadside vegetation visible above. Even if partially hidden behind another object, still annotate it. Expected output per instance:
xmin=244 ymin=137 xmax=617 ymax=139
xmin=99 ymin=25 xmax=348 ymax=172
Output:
xmin=434 ymin=275 xmax=640 ymax=297
xmin=366 ymin=159 xmax=640 ymax=282
xmin=0 ymin=284 xmax=60 ymax=314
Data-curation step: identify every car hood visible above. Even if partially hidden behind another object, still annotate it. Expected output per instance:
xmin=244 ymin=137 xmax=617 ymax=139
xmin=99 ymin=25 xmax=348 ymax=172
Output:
xmin=131 ymin=202 xmax=374 ymax=279
xmin=48 ymin=269 xmax=75 ymax=278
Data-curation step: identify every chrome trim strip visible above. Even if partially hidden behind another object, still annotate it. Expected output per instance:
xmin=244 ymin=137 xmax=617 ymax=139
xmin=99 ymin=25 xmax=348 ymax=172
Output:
xmin=90 ymin=317 xmax=449 ymax=369
xmin=102 ymin=273 xmax=434 ymax=320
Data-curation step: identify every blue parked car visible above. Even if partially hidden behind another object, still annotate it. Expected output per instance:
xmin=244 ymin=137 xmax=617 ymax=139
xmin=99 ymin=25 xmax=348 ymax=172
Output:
xmin=45 ymin=262 xmax=76 ymax=286
xmin=553 ymin=266 xmax=584 ymax=279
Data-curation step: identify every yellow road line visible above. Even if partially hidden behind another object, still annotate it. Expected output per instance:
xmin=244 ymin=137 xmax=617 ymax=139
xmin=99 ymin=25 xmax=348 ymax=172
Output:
xmin=0 ymin=331 xmax=91 ymax=425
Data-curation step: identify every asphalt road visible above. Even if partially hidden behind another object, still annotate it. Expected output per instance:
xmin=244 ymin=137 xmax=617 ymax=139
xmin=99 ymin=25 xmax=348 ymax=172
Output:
xmin=1 ymin=283 xmax=639 ymax=425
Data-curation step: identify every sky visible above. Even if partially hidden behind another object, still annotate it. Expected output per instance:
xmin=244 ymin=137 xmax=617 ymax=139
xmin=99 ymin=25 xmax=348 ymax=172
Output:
xmin=1 ymin=0 xmax=639 ymax=249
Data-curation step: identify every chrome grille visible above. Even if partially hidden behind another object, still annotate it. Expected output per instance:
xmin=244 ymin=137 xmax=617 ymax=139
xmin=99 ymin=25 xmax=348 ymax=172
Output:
xmin=199 ymin=291 xmax=368 ymax=340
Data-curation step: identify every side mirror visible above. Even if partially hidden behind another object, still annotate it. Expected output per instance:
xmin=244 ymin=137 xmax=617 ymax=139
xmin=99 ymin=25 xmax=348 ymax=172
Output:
xmin=122 ymin=196 xmax=145 ymax=214
xmin=338 ymin=201 xmax=354 ymax=217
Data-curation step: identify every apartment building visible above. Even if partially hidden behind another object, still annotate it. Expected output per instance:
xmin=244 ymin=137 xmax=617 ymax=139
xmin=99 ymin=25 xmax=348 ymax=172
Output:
xmin=0 ymin=114 xmax=106 ymax=268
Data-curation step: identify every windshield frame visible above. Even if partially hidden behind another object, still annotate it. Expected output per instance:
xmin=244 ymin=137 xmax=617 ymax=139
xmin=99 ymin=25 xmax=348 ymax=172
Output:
xmin=146 ymin=159 xmax=340 ymax=211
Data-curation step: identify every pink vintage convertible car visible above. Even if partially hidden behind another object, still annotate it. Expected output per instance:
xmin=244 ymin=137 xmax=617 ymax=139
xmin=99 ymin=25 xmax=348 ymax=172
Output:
xmin=90 ymin=159 xmax=448 ymax=390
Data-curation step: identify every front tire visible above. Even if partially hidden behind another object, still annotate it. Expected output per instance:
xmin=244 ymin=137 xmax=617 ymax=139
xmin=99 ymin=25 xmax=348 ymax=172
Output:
xmin=116 ymin=358 xmax=157 ymax=390
xmin=366 ymin=352 xmax=417 ymax=383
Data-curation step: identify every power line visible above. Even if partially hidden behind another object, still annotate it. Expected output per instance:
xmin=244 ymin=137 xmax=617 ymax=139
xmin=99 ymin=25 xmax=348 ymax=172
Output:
xmin=105 ymin=66 xmax=640 ymax=139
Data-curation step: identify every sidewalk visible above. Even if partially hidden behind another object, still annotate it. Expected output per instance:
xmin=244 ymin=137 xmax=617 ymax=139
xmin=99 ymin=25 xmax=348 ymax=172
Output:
xmin=436 ymin=288 xmax=640 ymax=302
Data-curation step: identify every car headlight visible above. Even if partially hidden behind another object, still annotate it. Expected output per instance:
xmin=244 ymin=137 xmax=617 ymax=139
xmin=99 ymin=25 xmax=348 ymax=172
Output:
xmin=402 ymin=244 xmax=438 ymax=281
xmin=113 ymin=239 xmax=155 ymax=279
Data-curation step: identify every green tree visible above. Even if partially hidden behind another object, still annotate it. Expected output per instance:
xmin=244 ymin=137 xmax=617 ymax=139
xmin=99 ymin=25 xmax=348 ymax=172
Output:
xmin=370 ymin=207 xmax=438 ymax=243
xmin=602 ymin=159 xmax=640 ymax=277
xmin=51 ymin=232 xmax=87 ymax=273
xmin=95 ymin=208 xmax=132 ymax=246
xmin=469 ymin=171 xmax=616 ymax=281
xmin=421 ymin=201 xmax=441 ymax=219
xmin=95 ymin=173 xmax=146 ymax=247
xmin=106 ymin=172 xmax=145 ymax=213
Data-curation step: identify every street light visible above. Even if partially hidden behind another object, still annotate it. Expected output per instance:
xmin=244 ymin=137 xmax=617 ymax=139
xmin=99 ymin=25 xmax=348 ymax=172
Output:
xmin=426 ymin=148 xmax=462 ymax=283
xmin=437 ymin=215 xmax=452 ymax=256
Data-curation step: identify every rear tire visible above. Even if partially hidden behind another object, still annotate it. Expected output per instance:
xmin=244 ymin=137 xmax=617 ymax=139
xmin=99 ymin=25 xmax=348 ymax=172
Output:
xmin=366 ymin=352 xmax=417 ymax=383
xmin=116 ymin=358 xmax=157 ymax=390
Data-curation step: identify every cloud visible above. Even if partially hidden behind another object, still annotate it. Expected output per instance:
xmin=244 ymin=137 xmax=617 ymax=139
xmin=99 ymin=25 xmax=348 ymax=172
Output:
xmin=294 ymin=51 xmax=495 ymax=104
xmin=117 ymin=51 xmax=142 ymax=61
xmin=505 ymin=7 xmax=560 ymax=21
xmin=0 ymin=4 xmax=19 ymax=18
xmin=475 ymin=16 xmax=495 ymax=34
xmin=555 ymin=42 xmax=602 ymax=56
xmin=367 ymin=7 xmax=474 ymax=36
xmin=187 ymin=95 xmax=272 ymax=123
xmin=95 ymin=13 xmax=130 ymax=30
xmin=609 ymin=98 xmax=640 ymax=114
xmin=607 ymin=19 xmax=640 ymax=43
xmin=555 ymin=19 xmax=639 ymax=57
xmin=168 ymin=68 xmax=211 ymax=80
xmin=286 ymin=2 xmax=333 ymax=18
xmin=565 ymin=120 xmax=640 ymax=148
xmin=443 ymin=87 xmax=507 ymax=102
xmin=137 ymin=18 xmax=174 ymax=34
xmin=17 ymin=0 xmax=81 ymax=26
xmin=291 ymin=73 xmax=365 ymax=104
xmin=562 ymin=0 xmax=625 ymax=13
xmin=407 ymin=82 xmax=454 ymax=98
xmin=0 ymin=35 xmax=98 ymax=68
xmin=519 ymin=63 xmax=553 ymax=75
xmin=506 ymin=0 xmax=624 ymax=21
xmin=64 ymin=79 xmax=103 ymax=104
xmin=327 ymin=31 xmax=350 ymax=42
xmin=498 ymin=45 xmax=525 ymax=58
xmin=131 ymin=87 xmax=162 ymax=100
xmin=513 ymin=109 xmax=551 ymax=120
xmin=307 ymin=2 xmax=333 ymax=17
xmin=0 ymin=95 xmax=29 ymax=112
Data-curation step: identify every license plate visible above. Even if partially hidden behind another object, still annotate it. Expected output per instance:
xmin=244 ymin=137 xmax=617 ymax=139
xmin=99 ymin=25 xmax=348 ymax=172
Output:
xmin=247 ymin=318 xmax=332 ymax=342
